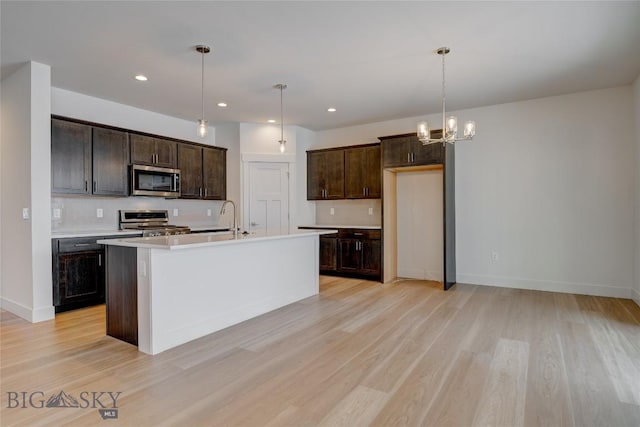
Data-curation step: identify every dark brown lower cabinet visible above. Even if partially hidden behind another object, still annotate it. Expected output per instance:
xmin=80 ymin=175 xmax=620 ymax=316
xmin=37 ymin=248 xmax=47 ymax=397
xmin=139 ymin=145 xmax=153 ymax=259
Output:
xmin=52 ymin=237 xmax=105 ymax=313
xmin=302 ymin=228 xmax=381 ymax=280
xmin=319 ymin=235 xmax=337 ymax=272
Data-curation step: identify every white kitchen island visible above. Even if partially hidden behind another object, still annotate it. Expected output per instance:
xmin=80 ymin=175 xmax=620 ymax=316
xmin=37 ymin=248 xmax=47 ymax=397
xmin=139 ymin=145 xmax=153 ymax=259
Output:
xmin=98 ymin=230 xmax=335 ymax=355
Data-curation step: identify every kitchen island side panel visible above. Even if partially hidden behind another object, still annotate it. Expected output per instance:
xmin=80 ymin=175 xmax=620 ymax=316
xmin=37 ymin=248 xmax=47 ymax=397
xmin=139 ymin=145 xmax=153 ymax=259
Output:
xmin=137 ymin=234 xmax=319 ymax=354
xmin=106 ymin=246 xmax=138 ymax=345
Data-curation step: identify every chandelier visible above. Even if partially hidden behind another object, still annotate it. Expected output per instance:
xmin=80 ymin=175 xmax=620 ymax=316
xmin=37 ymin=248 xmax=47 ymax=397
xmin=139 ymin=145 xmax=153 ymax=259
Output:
xmin=195 ymin=44 xmax=210 ymax=138
xmin=274 ymin=83 xmax=287 ymax=153
xmin=417 ymin=47 xmax=475 ymax=145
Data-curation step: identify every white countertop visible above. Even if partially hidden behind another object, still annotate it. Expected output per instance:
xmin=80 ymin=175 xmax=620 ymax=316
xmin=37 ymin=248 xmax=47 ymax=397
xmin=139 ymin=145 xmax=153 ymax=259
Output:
xmin=298 ymin=224 xmax=381 ymax=230
xmin=52 ymin=230 xmax=144 ymax=239
xmin=52 ymin=225 xmax=230 ymax=239
xmin=98 ymin=229 xmax=337 ymax=250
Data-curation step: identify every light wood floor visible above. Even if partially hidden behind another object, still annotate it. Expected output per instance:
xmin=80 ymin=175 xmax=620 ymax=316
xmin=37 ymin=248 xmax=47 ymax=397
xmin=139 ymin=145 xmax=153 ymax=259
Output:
xmin=2 ymin=277 xmax=640 ymax=426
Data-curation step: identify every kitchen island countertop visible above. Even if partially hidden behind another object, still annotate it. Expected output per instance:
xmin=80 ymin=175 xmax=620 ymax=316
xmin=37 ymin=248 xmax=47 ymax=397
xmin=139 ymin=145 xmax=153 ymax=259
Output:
xmin=98 ymin=229 xmax=337 ymax=250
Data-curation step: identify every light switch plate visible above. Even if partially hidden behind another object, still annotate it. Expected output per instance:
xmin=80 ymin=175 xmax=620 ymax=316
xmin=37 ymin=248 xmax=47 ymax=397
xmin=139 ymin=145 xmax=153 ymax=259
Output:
xmin=173 ymin=208 xmax=179 ymax=217
xmin=96 ymin=208 xmax=104 ymax=218
xmin=368 ymin=207 xmax=373 ymax=215
xmin=207 ymin=209 xmax=212 ymax=217
xmin=330 ymin=208 xmax=335 ymax=215
xmin=53 ymin=208 xmax=61 ymax=219
xmin=22 ymin=208 xmax=30 ymax=220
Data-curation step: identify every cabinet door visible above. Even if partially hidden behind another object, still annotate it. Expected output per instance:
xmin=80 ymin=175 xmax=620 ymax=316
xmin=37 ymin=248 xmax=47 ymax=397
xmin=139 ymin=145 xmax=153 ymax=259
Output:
xmin=324 ymin=150 xmax=345 ymax=199
xmin=361 ymin=239 xmax=382 ymax=276
xmin=382 ymin=137 xmax=411 ymax=168
xmin=178 ymin=144 xmax=203 ymax=198
xmin=319 ymin=236 xmax=337 ymax=272
xmin=154 ymin=138 xmax=177 ymax=168
xmin=365 ymin=145 xmax=381 ymax=198
xmin=92 ymin=127 xmax=129 ymax=196
xmin=56 ymin=251 xmax=105 ymax=309
xmin=345 ymin=147 xmax=367 ymax=198
xmin=51 ymin=119 xmax=91 ymax=194
xmin=307 ymin=151 xmax=325 ymax=200
xmin=202 ymin=147 xmax=226 ymax=200
xmin=337 ymin=238 xmax=361 ymax=272
xmin=412 ymin=137 xmax=444 ymax=165
xmin=130 ymin=134 xmax=156 ymax=166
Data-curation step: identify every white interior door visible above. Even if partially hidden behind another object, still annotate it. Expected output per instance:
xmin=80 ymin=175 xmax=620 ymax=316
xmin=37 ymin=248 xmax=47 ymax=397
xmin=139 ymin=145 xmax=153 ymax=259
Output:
xmin=247 ymin=162 xmax=289 ymax=235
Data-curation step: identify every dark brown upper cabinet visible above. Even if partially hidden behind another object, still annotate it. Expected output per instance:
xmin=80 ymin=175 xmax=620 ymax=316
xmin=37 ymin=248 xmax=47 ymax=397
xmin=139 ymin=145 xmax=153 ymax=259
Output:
xmin=344 ymin=144 xmax=381 ymax=199
xmin=178 ymin=143 xmax=226 ymax=200
xmin=380 ymin=132 xmax=444 ymax=168
xmin=52 ymin=119 xmax=92 ymax=195
xmin=307 ymin=149 xmax=345 ymax=200
xmin=130 ymin=134 xmax=177 ymax=168
xmin=202 ymin=147 xmax=226 ymax=200
xmin=52 ymin=118 xmax=128 ymax=197
xmin=91 ymin=127 xmax=129 ymax=196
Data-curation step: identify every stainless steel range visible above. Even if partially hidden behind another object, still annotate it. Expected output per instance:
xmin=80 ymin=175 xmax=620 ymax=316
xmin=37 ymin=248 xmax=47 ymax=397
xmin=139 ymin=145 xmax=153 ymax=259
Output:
xmin=119 ymin=210 xmax=191 ymax=237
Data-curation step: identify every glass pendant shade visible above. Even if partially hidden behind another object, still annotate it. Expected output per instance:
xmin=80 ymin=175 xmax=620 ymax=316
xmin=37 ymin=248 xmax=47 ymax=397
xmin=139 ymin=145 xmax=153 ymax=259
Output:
xmin=445 ymin=116 xmax=458 ymax=139
xmin=197 ymin=119 xmax=208 ymax=138
xmin=463 ymin=120 xmax=476 ymax=138
xmin=279 ymin=141 xmax=286 ymax=153
xmin=417 ymin=121 xmax=430 ymax=141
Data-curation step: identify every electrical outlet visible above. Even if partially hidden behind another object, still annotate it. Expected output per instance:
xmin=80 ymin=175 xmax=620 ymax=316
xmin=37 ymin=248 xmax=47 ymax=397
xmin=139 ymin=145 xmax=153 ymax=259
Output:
xmin=207 ymin=209 xmax=212 ymax=217
xmin=368 ymin=207 xmax=373 ymax=215
xmin=491 ymin=251 xmax=499 ymax=262
xmin=330 ymin=208 xmax=335 ymax=215
xmin=96 ymin=208 xmax=103 ymax=218
xmin=22 ymin=208 xmax=30 ymax=220
xmin=53 ymin=208 xmax=61 ymax=219
xmin=173 ymin=208 xmax=179 ymax=217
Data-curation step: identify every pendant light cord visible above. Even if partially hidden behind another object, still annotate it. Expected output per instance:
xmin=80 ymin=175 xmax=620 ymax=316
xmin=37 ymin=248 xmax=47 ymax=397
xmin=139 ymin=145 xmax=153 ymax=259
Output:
xmin=441 ymin=50 xmax=446 ymax=140
xmin=201 ymin=49 xmax=205 ymax=121
xmin=280 ymin=85 xmax=284 ymax=142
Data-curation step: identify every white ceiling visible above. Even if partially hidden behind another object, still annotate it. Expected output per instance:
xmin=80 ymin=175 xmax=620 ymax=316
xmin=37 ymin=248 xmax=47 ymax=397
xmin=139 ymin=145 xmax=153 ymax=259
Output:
xmin=2 ymin=1 xmax=639 ymax=131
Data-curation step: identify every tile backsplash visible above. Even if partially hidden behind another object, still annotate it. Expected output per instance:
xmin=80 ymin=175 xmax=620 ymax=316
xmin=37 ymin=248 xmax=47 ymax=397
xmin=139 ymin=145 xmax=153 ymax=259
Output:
xmin=51 ymin=196 xmax=235 ymax=232
xmin=315 ymin=199 xmax=381 ymax=226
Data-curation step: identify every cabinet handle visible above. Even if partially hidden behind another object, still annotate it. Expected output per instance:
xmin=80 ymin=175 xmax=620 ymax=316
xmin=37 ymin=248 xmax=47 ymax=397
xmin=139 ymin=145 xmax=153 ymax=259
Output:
xmin=98 ymin=254 xmax=102 ymax=266
xmin=199 ymin=187 xmax=202 ymax=197
xmin=354 ymin=232 xmax=364 ymax=236
xmin=85 ymin=181 xmax=88 ymax=192
xmin=74 ymin=243 xmax=90 ymax=247
xmin=204 ymin=188 xmax=208 ymax=198
xmin=93 ymin=181 xmax=97 ymax=192
xmin=407 ymin=153 xmax=410 ymax=163
xmin=155 ymin=153 xmax=158 ymax=164
xmin=363 ymin=187 xmax=366 ymax=196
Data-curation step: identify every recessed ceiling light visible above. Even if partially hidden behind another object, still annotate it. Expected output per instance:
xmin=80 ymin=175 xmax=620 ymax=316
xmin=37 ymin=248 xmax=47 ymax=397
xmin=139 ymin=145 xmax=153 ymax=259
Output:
xmin=217 ymin=102 xmax=227 ymax=107
xmin=134 ymin=75 xmax=148 ymax=81
xmin=327 ymin=107 xmax=337 ymax=112
xmin=267 ymin=119 xmax=276 ymax=123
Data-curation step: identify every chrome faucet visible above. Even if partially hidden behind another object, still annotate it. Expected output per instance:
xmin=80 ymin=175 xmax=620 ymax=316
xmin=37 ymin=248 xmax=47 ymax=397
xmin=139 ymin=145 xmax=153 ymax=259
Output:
xmin=220 ymin=200 xmax=238 ymax=236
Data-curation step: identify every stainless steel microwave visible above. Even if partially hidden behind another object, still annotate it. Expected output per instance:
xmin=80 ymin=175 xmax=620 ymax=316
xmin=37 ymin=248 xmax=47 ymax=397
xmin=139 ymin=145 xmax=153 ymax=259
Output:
xmin=130 ymin=164 xmax=180 ymax=198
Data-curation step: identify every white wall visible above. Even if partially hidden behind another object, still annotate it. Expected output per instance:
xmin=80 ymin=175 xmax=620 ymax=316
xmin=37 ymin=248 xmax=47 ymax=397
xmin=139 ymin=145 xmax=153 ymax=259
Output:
xmin=316 ymin=85 xmax=636 ymax=299
xmin=1 ymin=62 xmax=54 ymax=322
xmin=634 ymin=75 xmax=640 ymax=306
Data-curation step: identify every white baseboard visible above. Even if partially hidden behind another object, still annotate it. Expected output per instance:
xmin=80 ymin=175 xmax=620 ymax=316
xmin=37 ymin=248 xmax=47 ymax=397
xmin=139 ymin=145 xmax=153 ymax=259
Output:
xmin=632 ymin=288 xmax=640 ymax=308
xmin=0 ymin=297 xmax=55 ymax=323
xmin=456 ymin=273 xmax=633 ymax=299
xmin=397 ymin=267 xmax=442 ymax=282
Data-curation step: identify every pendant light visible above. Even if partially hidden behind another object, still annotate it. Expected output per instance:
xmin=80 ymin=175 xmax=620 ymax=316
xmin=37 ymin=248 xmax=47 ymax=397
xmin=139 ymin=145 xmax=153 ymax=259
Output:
xmin=195 ymin=44 xmax=210 ymax=138
xmin=417 ymin=47 xmax=476 ymax=145
xmin=274 ymin=83 xmax=287 ymax=153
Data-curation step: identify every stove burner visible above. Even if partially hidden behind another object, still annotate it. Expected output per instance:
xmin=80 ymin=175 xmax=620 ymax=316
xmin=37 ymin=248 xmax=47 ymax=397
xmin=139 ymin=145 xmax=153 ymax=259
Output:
xmin=119 ymin=210 xmax=190 ymax=237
